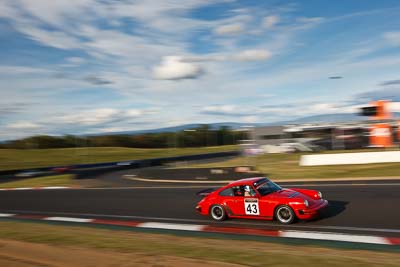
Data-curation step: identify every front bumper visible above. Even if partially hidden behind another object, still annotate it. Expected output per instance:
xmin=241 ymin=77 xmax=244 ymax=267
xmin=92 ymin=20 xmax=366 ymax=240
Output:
xmin=295 ymin=199 xmax=328 ymax=220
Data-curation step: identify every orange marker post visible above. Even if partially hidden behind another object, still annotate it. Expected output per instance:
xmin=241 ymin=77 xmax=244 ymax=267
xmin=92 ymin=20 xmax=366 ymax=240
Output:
xmin=369 ymin=100 xmax=391 ymax=120
xmin=369 ymin=123 xmax=393 ymax=148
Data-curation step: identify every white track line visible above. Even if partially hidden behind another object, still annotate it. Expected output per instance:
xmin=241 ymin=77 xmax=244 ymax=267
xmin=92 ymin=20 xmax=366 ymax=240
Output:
xmin=85 ymin=183 xmax=400 ymax=189
xmin=0 ymin=213 xmax=15 ymax=217
xmin=274 ymin=177 xmax=400 ymax=182
xmin=13 ymin=188 xmax=33 ymax=190
xmin=86 ymin=186 xmax=216 ymax=190
xmin=281 ymin=183 xmax=400 ymax=187
xmin=280 ymin=230 xmax=390 ymax=245
xmin=123 ymin=176 xmax=400 ymax=186
xmin=42 ymin=187 xmax=69 ymax=190
xmin=0 ymin=187 xmax=72 ymax=191
xmin=0 ymin=211 xmax=398 ymax=245
xmin=124 ymin=176 xmax=230 ymax=184
xmin=3 ymin=209 xmax=399 ymax=234
xmin=138 ymin=222 xmax=204 ymax=231
xmin=44 ymin=217 xmax=93 ymax=223
xmin=1 ymin=183 xmax=398 ymax=192
xmin=301 ymin=225 xmax=400 ymax=234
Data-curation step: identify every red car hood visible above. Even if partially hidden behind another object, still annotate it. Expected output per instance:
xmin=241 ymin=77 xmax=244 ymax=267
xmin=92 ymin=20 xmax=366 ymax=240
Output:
xmin=264 ymin=188 xmax=318 ymax=206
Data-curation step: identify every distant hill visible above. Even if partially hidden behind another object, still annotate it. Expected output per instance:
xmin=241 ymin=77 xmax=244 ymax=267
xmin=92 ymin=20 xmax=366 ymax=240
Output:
xmin=90 ymin=113 xmax=376 ymax=136
xmin=89 ymin=122 xmax=266 ymax=136
xmin=275 ymin=113 xmax=367 ymax=125
xmin=3 ymin=112 xmax=398 ymax=142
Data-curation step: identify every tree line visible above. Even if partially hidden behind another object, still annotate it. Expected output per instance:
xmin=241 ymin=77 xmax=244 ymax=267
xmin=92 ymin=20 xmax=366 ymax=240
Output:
xmin=0 ymin=125 xmax=247 ymax=149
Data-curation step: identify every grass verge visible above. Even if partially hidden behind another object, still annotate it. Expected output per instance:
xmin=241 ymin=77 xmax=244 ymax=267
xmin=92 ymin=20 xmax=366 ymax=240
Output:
xmin=0 ymin=145 xmax=237 ymax=171
xmin=0 ymin=220 xmax=399 ymax=266
xmin=0 ymin=174 xmax=76 ymax=188
xmin=179 ymin=149 xmax=400 ymax=179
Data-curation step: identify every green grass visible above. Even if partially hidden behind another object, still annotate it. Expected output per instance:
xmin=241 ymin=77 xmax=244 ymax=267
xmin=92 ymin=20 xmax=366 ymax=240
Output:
xmin=0 ymin=174 xmax=75 ymax=188
xmin=181 ymin=149 xmax=400 ymax=179
xmin=0 ymin=145 xmax=237 ymax=171
xmin=0 ymin=221 xmax=398 ymax=266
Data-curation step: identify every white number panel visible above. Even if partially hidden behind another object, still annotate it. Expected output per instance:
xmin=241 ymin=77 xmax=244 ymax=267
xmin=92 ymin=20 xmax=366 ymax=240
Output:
xmin=244 ymin=198 xmax=259 ymax=215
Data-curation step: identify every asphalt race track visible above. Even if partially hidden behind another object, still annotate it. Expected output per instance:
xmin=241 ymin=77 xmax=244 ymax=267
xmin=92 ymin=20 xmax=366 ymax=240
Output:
xmin=0 ymin=179 xmax=399 ymax=237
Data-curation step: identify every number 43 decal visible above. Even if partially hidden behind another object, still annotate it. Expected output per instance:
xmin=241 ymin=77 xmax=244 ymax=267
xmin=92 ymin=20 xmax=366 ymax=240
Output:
xmin=244 ymin=199 xmax=259 ymax=215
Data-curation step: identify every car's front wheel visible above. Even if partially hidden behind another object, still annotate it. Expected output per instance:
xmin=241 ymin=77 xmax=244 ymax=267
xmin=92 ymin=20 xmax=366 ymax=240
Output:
xmin=275 ymin=205 xmax=296 ymax=224
xmin=210 ymin=205 xmax=227 ymax=221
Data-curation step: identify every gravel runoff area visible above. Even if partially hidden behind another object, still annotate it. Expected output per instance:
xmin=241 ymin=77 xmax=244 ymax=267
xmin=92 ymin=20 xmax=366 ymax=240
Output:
xmin=0 ymin=239 xmax=242 ymax=267
xmin=0 ymin=221 xmax=399 ymax=267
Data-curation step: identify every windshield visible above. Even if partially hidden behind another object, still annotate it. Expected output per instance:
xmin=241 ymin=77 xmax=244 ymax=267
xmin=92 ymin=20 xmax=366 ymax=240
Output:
xmin=256 ymin=181 xmax=282 ymax=196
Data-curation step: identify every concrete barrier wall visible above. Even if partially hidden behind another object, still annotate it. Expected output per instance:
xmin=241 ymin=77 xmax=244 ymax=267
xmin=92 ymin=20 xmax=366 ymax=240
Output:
xmin=0 ymin=151 xmax=239 ymax=179
xmin=300 ymin=151 xmax=400 ymax=166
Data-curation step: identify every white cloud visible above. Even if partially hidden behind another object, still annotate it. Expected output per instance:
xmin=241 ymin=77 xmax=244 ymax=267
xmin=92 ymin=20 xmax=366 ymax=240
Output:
xmin=65 ymin=57 xmax=85 ymax=65
xmin=0 ymin=106 xmax=162 ymax=140
xmin=0 ymin=66 xmax=51 ymax=75
xmin=201 ymin=100 xmax=363 ymax=121
xmin=16 ymin=26 xmax=81 ymax=50
xmin=307 ymin=103 xmax=339 ymax=114
xmin=6 ymin=121 xmax=41 ymax=130
xmin=296 ymin=17 xmax=324 ymax=24
xmin=109 ymin=0 xmax=222 ymax=33
xmin=126 ymin=108 xmax=159 ymax=117
xmin=383 ymin=31 xmax=400 ymax=46
xmin=1 ymin=0 xmax=399 ymax=140
xmin=95 ymin=126 xmax=133 ymax=133
xmin=17 ymin=0 xmax=94 ymax=27
xmin=234 ymin=49 xmax=272 ymax=61
xmin=356 ymin=88 xmax=400 ymax=102
xmin=125 ymin=109 xmax=145 ymax=117
xmin=203 ymin=105 xmax=236 ymax=113
xmin=0 ymin=1 xmax=15 ymax=18
xmin=388 ymin=102 xmax=400 ymax=112
xmin=201 ymin=105 xmax=249 ymax=116
xmin=214 ymin=23 xmax=244 ymax=35
xmin=56 ymin=108 xmax=158 ymax=126
xmin=256 ymin=101 xmax=364 ymax=118
xmin=262 ymin=15 xmax=279 ymax=28
xmin=242 ymin=115 xmax=259 ymax=123
xmin=59 ymin=108 xmax=120 ymax=126
xmin=153 ymin=56 xmax=203 ymax=80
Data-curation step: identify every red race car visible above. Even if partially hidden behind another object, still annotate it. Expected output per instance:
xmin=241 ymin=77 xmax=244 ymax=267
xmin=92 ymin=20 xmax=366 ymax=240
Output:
xmin=196 ymin=177 xmax=328 ymax=224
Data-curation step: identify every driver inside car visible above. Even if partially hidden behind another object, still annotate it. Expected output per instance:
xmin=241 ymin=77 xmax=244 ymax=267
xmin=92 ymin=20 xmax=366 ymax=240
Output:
xmin=244 ymin=185 xmax=256 ymax=197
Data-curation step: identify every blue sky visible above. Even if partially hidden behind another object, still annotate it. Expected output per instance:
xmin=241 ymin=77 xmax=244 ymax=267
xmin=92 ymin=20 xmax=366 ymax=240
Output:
xmin=0 ymin=0 xmax=400 ymax=140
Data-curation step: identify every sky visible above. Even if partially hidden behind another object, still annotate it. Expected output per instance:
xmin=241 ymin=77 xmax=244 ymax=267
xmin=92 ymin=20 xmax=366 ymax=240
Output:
xmin=0 ymin=0 xmax=400 ymax=140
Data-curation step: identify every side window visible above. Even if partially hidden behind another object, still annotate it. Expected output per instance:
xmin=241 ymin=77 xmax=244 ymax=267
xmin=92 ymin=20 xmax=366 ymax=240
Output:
xmin=219 ymin=187 xmax=234 ymax=196
xmin=233 ymin=186 xmax=244 ymax=197
xmin=219 ymin=186 xmax=255 ymax=197
xmin=244 ymin=185 xmax=257 ymax=197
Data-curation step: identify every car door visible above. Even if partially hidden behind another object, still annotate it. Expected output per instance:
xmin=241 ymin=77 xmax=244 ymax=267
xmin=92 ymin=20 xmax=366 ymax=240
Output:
xmin=219 ymin=186 xmax=245 ymax=216
xmin=227 ymin=185 xmax=260 ymax=217
xmin=243 ymin=185 xmax=260 ymax=216
xmin=243 ymin=197 xmax=260 ymax=216
xmin=254 ymin=184 xmax=277 ymax=218
xmin=242 ymin=184 xmax=273 ymax=219
xmin=257 ymin=195 xmax=275 ymax=218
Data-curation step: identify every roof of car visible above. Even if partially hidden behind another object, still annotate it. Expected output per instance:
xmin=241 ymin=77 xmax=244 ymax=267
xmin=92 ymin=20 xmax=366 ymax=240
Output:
xmin=228 ymin=177 xmax=268 ymax=186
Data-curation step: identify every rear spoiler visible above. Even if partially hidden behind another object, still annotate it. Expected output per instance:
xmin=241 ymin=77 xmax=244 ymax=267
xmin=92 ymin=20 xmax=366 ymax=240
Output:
xmin=196 ymin=188 xmax=216 ymax=197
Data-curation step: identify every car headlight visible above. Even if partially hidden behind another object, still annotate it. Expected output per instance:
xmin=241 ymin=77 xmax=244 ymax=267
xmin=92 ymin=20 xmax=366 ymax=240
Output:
xmin=318 ymin=191 xmax=322 ymax=199
xmin=304 ymin=199 xmax=309 ymax=207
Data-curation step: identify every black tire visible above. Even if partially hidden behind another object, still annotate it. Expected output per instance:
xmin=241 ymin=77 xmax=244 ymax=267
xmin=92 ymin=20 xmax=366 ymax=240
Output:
xmin=210 ymin=205 xmax=227 ymax=221
xmin=275 ymin=205 xmax=296 ymax=224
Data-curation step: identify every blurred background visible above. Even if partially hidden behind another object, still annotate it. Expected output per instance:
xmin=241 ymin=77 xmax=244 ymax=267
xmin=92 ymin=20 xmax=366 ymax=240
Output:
xmin=1 ymin=1 xmax=400 ymax=146
xmin=0 ymin=1 xmax=400 ymax=266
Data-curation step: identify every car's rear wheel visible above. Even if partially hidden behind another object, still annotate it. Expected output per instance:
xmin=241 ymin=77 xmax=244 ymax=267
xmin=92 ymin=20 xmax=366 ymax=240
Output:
xmin=275 ymin=205 xmax=295 ymax=224
xmin=210 ymin=205 xmax=227 ymax=221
